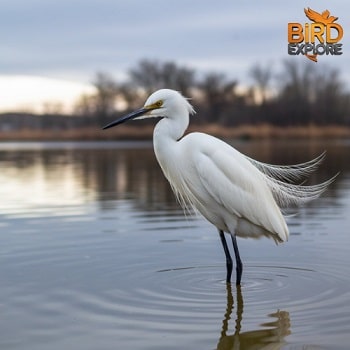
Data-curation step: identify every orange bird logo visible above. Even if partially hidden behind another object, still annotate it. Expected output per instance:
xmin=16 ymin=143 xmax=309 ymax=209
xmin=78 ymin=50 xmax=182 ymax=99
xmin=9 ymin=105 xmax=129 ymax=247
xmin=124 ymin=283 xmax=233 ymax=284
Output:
xmin=304 ymin=8 xmax=338 ymax=25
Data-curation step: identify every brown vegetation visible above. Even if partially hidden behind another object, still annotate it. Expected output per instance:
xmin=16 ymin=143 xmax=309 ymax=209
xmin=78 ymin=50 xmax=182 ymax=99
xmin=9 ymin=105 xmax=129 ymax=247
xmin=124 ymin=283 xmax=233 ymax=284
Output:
xmin=1 ymin=124 xmax=350 ymax=141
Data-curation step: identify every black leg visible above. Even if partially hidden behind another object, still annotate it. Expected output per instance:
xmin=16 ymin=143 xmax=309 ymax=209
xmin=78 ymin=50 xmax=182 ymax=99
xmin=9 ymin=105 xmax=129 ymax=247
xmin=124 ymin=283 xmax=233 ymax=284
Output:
xmin=219 ymin=230 xmax=233 ymax=283
xmin=231 ymin=234 xmax=243 ymax=285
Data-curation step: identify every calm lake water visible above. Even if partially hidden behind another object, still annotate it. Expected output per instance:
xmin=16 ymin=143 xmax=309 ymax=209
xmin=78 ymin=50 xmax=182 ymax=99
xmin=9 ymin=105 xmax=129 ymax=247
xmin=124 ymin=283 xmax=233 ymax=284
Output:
xmin=0 ymin=139 xmax=349 ymax=350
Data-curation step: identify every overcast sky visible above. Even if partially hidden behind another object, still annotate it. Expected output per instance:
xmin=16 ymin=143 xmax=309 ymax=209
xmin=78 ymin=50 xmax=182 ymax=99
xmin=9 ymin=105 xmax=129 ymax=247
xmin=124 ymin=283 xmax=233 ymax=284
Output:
xmin=0 ymin=0 xmax=349 ymax=110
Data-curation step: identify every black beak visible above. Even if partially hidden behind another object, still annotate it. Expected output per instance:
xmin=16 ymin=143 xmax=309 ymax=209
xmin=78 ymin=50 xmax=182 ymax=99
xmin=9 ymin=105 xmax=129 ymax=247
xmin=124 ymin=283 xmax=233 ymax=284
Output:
xmin=102 ymin=107 xmax=149 ymax=130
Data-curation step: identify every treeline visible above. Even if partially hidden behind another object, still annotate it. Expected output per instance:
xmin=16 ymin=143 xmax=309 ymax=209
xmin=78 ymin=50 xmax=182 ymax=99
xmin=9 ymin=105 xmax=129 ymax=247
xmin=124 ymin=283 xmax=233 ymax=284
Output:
xmin=1 ymin=59 xmax=349 ymax=135
xmin=75 ymin=59 xmax=350 ymax=127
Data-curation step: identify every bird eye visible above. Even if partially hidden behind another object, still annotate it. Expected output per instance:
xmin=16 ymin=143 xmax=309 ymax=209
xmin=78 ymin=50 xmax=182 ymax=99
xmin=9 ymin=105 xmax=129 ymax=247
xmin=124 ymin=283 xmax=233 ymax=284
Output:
xmin=155 ymin=100 xmax=163 ymax=108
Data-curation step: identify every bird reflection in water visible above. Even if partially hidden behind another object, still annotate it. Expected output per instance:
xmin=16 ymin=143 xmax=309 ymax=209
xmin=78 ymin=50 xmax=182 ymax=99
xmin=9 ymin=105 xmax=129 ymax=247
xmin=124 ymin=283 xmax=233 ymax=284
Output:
xmin=217 ymin=285 xmax=291 ymax=350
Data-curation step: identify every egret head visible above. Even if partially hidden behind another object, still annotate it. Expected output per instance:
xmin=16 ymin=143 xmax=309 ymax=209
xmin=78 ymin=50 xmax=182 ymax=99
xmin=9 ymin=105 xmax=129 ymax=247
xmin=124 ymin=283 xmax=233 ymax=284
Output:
xmin=102 ymin=89 xmax=195 ymax=130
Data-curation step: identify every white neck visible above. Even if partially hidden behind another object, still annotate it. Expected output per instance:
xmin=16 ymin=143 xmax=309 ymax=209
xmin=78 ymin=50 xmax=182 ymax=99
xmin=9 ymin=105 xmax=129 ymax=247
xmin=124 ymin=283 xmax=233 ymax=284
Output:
xmin=154 ymin=113 xmax=189 ymax=142
xmin=153 ymin=113 xmax=189 ymax=177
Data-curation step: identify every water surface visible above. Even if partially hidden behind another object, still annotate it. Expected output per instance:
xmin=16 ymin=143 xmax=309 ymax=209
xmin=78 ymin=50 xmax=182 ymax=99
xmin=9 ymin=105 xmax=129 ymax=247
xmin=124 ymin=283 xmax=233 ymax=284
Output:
xmin=0 ymin=140 xmax=349 ymax=350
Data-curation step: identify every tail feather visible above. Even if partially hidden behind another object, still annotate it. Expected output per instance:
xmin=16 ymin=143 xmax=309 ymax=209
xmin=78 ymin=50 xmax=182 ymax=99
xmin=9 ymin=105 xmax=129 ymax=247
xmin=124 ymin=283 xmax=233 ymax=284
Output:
xmin=265 ymin=173 xmax=338 ymax=208
xmin=247 ymin=152 xmax=337 ymax=208
xmin=246 ymin=152 xmax=326 ymax=183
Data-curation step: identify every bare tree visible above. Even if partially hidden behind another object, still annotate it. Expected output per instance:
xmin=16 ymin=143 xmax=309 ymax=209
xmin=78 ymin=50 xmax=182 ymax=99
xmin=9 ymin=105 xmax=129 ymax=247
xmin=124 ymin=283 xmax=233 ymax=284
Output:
xmin=92 ymin=72 xmax=119 ymax=124
xmin=276 ymin=60 xmax=316 ymax=124
xmin=199 ymin=72 xmax=238 ymax=124
xmin=313 ymin=67 xmax=347 ymax=124
xmin=129 ymin=59 xmax=196 ymax=96
xmin=275 ymin=60 xmax=349 ymax=125
xmin=249 ymin=63 xmax=272 ymax=104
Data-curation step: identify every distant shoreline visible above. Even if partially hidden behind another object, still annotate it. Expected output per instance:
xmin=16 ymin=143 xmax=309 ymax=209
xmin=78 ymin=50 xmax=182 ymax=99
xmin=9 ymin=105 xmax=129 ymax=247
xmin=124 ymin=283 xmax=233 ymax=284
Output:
xmin=1 ymin=124 xmax=350 ymax=141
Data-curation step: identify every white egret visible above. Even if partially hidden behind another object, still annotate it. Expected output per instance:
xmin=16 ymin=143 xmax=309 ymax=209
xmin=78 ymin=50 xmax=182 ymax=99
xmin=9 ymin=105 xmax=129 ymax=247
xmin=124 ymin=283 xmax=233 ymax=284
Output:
xmin=103 ymin=89 xmax=336 ymax=285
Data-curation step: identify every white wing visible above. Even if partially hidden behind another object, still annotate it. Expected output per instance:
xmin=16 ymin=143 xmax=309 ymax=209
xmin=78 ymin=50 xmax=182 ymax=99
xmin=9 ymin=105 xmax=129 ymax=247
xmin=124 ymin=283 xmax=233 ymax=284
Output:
xmin=199 ymin=151 xmax=288 ymax=240
xmin=177 ymin=134 xmax=289 ymax=241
